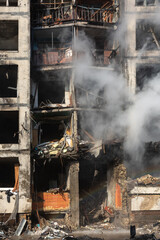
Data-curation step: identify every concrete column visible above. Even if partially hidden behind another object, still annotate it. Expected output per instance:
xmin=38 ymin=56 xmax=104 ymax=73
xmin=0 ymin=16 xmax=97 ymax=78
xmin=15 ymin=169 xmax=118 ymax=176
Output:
xmin=19 ymin=153 xmax=32 ymax=213
xmin=69 ymin=161 xmax=79 ymax=228
xmin=107 ymin=166 xmax=116 ymax=208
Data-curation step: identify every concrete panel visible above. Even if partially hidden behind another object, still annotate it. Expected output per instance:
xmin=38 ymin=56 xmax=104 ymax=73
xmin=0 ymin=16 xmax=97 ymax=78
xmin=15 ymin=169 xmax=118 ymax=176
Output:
xmin=131 ymin=195 xmax=160 ymax=211
xmin=0 ymin=191 xmax=16 ymax=213
xmin=131 ymin=186 xmax=160 ymax=194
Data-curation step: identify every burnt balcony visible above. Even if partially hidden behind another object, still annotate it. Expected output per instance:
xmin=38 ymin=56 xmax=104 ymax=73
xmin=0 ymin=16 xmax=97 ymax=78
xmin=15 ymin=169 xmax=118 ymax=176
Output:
xmin=32 ymin=48 xmax=73 ymax=66
xmin=32 ymin=48 xmax=114 ymax=67
xmin=31 ymin=2 xmax=118 ymax=27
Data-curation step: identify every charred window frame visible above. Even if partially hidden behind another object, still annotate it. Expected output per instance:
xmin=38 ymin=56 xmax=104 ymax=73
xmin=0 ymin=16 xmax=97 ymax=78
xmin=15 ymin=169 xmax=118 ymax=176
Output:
xmin=33 ymin=159 xmax=68 ymax=192
xmin=38 ymin=80 xmax=65 ymax=106
xmin=0 ymin=65 xmax=18 ymax=98
xmin=136 ymin=64 xmax=160 ymax=91
xmin=0 ymin=111 xmax=19 ymax=144
xmin=36 ymin=70 xmax=71 ymax=107
xmin=0 ymin=20 xmax=18 ymax=51
xmin=0 ymin=158 xmax=19 ymax=188
xmin=136 ymin=20 xmax=160 ymax=50
xmin=39 ymin=120 xmax=69 ymax=143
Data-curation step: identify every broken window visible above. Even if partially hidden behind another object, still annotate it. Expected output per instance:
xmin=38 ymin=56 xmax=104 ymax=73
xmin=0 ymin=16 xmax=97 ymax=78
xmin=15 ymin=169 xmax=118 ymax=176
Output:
xmin=136 ymin=64 xmax=160 ymax=91
xmin=0 ymin=158 xmax=19 ymax=188
xmin=0 ymin=111 xmax=19 ymax=143
xmin=0 ymin=21 xmax=18 ymax=51
xmin=38 ymin=80 xmax=65 ymax=106
xmin=136 ymin=20 xmax=160 ymax=50
xmin=76 ymin=79 xmax=106 ymax=108
xmin=39 ymin=121 xmax=65 ymax=143
xmin=33 ymin=117 xmax=73 ymax=159
xmin=0 ymin=0 xmax=18 ymax=6
xmin=36 ymin=70 xmax=70 ymax=107
xmin=33 ymin=159 xmax=68 ymax=192
xmin=0 ymin=65 xmax=17 ymax=98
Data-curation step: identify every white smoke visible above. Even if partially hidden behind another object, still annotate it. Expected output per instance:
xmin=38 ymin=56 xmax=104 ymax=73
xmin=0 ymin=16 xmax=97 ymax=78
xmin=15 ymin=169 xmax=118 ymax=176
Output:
xmin=73 ymin=27 xmax=160 ymax=164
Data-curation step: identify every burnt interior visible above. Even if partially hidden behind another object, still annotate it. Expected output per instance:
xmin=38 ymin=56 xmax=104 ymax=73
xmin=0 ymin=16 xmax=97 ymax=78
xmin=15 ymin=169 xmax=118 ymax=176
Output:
xmin=79 ymin=142 xmax=123 ymax=224
xmin=0 ymin=111 xmax=18 ymax=143
xmin=136 ymin=20 xmax=160 ymax=50
xmin=79 ymin=156 xmax=108 ymax=224
xmin=76 ymin=79 xmax=106 ymax=108
xmin=136 ymin=64 xmax=160 ymax=90
xmin=33 ymin=158 xmax=68 ymax=192
xmin=0 ymin=20 xmax=18 ymax=51
xmin=39 ymin=120 xmax=67 ymax=143
xmin=38 ymin=80 xmax=65 ymax=106
xmin=0 ymin=65 xmax=17 ymax=98
xmin=33 ymin=27 xmax=72 ymax=50
xmin=0 ymin=158 xmax=18 ymax=187
xmin=36 ymin=70 xmax=70 ymax=107
xmin=126 ymin=142 xmax=160 ymax=179
xmin=78 ymin=111 xmax=107 ymax=142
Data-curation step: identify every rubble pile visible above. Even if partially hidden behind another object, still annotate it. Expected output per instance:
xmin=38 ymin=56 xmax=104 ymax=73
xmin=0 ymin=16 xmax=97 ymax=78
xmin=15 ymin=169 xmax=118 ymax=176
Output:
xmin=80 ymin=186 xmax=115 ymax=226
xmin=0 ymin=225 xmax=16 ymax=240
xmin=34 ymin=136 xmax=74 ymax=158
xmin=37 ymin=225 xmax=68 ymax=239
xmin=137 ymin=174 xmax=160 ymax=186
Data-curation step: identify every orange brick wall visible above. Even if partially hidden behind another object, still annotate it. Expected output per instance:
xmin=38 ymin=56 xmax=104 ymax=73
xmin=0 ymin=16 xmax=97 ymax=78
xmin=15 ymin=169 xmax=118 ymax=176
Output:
xmin=32 ymin=192 xmax=70 ymax=212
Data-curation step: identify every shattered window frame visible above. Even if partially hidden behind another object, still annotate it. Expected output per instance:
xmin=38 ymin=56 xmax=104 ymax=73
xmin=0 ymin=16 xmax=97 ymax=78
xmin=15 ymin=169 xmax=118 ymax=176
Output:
xmin=136 ymin=19 xmax=160 ymax=51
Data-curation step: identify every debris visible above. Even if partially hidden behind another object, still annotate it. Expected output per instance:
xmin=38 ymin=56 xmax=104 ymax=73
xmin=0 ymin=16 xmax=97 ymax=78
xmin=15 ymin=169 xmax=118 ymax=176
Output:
xmin=136 ymin=174 xmax=160 ymax=186
xmin=34 ymin=129 xmax=74 ymax=158
xmin=14 ymin=218 xmax=27 ymax=236
xmin=0 ymin=230 xmax=5 ymax=239
xmin=39 ymin=225 xmax=68 ymax=239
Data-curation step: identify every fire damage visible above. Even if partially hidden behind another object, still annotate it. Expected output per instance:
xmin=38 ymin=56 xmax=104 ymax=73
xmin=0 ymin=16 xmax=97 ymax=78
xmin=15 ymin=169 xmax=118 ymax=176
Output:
xmin=0 ymin=0 xmax=160 ymax=239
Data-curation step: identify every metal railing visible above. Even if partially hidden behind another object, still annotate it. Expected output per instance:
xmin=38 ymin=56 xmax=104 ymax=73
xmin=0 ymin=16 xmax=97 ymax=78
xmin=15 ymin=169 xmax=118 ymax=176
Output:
xmin=32 ymin=48 xmax=112 ymax=66
xmin=32 ymin=48 xmax=73 ymax=66
xmin=31 ymin=3 xmax=117 ymax=27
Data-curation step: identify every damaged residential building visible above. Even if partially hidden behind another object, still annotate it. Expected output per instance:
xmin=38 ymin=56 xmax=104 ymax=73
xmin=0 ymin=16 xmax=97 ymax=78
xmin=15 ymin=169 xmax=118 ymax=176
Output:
xmin=0 ymin=0 xmax=160 ymax=230
xmin=0 ymin=0 xmax=31 ymax=224
xmin=31 ymin=0 xmax=119 ymax=228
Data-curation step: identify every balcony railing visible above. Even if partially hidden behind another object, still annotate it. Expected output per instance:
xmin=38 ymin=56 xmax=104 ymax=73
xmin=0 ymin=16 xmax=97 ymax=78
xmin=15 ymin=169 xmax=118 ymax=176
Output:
xmin=32 ymin=48 xmax=113 ymax=67
xmin=32 ymin=48 xmax=73 ymax=66
xmin=31 ymin=3 xmax=117 ymax=27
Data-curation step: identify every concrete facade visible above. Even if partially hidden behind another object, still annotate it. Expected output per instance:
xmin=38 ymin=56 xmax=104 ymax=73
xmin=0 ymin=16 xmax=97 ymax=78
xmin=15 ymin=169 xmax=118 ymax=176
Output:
xmin=0 ymin=0 xmax=31 ymax=216
xmin=122 ymin=0 xmax=160 ymax=92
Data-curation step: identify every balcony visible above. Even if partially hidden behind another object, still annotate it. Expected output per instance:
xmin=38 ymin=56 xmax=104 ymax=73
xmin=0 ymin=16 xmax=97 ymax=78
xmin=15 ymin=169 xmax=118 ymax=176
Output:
xmin=32 ymin=48 xmax=113 ymax=67
xmin=32 ymin=48 xmax=72 ymax=66
xmin=31 ymin=2 xmax=118 ymax=27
